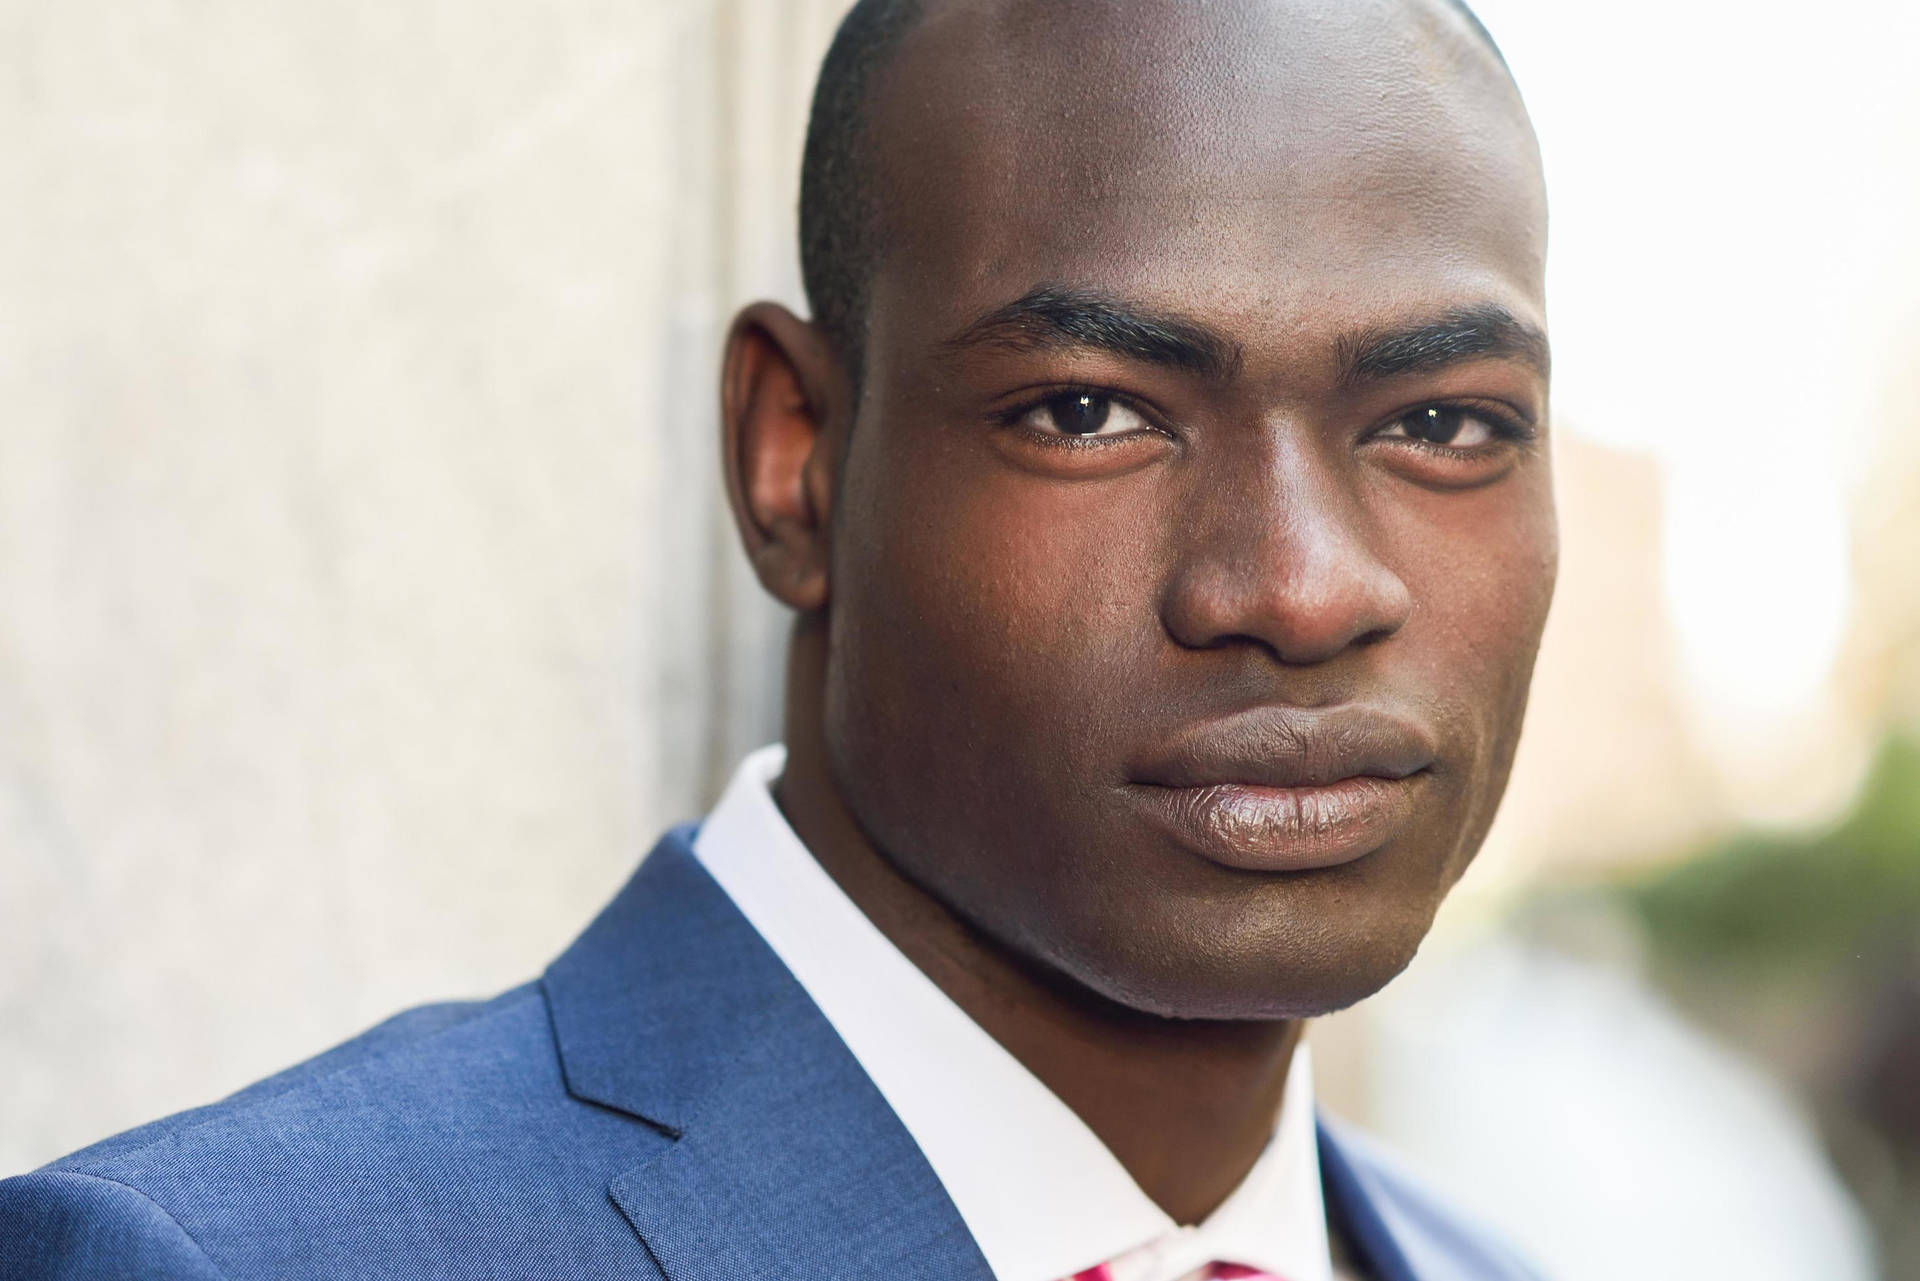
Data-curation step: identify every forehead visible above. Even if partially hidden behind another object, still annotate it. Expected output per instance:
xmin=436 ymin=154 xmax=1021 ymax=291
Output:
xmin=864 ymin=0 xmax=1547 ymax=359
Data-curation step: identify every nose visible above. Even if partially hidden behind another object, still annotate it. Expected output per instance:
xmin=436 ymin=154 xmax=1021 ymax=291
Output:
xmin=1161 ymin=443 xmax=1412 ymax=666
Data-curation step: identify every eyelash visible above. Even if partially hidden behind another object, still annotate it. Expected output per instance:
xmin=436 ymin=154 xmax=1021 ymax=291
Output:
xmin=1382 ymin=401 xmax=1539 ymax=453
xmin=992 ymin=388 xmax=1537 ymax=455
xmin=990 ymin=385 xmax=1169 ymax=449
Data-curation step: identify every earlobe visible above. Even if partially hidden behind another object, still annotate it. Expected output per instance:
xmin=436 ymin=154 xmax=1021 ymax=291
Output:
xmin=720 ymin=303 xmax=844 ymax=612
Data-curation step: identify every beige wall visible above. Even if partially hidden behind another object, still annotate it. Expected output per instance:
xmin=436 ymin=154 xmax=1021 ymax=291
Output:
xmin=0 ymin=0 xmax=846 ymax=1174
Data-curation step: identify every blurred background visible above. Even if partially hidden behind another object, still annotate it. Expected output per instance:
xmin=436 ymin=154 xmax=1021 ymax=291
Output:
xmin=2 ymin=1 xmax=1916 ymax=1276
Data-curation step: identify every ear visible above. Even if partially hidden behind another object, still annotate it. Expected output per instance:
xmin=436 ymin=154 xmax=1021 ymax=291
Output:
xmin=720 ymin=302 xmax=846 ymax=612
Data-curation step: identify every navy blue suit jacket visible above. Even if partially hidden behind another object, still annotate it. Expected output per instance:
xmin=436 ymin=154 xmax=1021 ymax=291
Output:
xmin=0 ymin=827 xmax=1542 ymax=1280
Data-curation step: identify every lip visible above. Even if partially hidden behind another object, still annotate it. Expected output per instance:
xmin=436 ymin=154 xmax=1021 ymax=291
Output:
xmin=1126 ymin=706 xmax=1437 ymax=872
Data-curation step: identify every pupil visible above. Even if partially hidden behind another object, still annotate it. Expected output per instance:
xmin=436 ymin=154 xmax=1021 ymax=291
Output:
xmin=1052 ymin=393 xmax=1110 ymax=435
xmin=1416 ymin=407 xmax=1462 ymax=443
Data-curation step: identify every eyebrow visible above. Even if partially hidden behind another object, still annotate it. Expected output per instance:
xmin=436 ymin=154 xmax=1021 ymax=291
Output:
xmin=940 ymin=285 xmax=1243 ymax=381
xmin=1335 ymin=304 xmax=1550 ymax=389
xmin=941 ymin=286 xmax=1548 ymax=390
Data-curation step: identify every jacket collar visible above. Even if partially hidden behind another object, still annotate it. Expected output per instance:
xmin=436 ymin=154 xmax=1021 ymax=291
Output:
xmin=1319 ymin=1115 xmax=1541 ymax=1281
xmin=543 ymin=824 xmax=1483 ymax=1281
xmin=541 ymin=826 xmax=994 ymax=1281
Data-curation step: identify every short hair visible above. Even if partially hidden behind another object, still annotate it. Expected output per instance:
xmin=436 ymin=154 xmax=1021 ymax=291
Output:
xmin=798 ymin=0 xmax=1510 ymax=379
xmin=797 ymin=0 xmax=929 ymax=379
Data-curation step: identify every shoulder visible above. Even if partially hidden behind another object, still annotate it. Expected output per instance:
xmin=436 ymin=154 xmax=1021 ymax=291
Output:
xmin=1318 ymin=1114 xmax=1549 ymax=1281
xmin=0 ymin=1169 xmax=226 ymax=1281
xmin=0 ymin=983 xmax=661 ymax=1280
xmin=40 ymin=985 xmax=550 ymax=1178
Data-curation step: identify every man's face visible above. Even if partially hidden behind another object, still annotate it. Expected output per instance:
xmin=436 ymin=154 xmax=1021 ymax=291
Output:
xmin=820 ymin=0 xmax=1554 ymax=1019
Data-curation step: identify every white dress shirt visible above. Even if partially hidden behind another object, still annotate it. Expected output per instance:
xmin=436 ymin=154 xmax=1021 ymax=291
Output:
xmin=693 ymin=745 xmax=1343 ymax=1281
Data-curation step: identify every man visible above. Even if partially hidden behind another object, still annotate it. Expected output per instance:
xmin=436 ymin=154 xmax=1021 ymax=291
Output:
xmin=0 ymin=0 xmax=1555 ymax=1277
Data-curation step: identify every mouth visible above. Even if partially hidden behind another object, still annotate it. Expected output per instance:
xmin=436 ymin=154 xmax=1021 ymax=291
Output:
xmin=1125 ymin=706 xmax=1438 ymax=873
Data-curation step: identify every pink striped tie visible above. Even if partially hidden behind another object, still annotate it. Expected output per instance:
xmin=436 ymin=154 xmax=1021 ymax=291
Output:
xmin=1069 ymin=1264 xmax=1286 ymax=1281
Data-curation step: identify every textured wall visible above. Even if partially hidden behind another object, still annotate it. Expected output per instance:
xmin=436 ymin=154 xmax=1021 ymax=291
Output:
xmin=0 ymin=0 xmax=844 ymax=1173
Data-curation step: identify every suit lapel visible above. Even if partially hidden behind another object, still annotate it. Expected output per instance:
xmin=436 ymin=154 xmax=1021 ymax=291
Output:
xmin=1320 ymin=1114 xmax=1528 ymax=1281
xmin=1319 ymin=1117 xmax=1421 ymax=1281
xmin=542 ymin=827 xmax=994 ymax=1281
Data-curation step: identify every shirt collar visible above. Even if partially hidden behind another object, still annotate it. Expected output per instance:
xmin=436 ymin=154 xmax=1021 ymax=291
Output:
xmin=693 ymin=745 xmax=1334 ymax=1281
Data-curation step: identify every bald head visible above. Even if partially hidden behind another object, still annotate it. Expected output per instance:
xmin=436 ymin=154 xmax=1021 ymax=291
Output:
xmin=798 ymin=0 xmax=1534 ymax=375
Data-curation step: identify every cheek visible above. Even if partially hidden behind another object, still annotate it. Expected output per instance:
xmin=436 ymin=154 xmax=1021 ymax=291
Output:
xmin=838 ymin=438 xmax=1168 ymax=732
xmin=822 ymin=429 xmax=1178 ymax=922
xmin=1386 ymin=461 xmax=1556 ymax=676
xmin=1384 ymin=470 xmax=1557 ymax=860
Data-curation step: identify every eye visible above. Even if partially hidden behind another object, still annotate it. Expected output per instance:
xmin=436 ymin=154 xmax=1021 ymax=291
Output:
xmin=1378 ymin=405 xmax=1504 ymax=449
xmin=1016 ymin=391 xmax=1155 ymax=439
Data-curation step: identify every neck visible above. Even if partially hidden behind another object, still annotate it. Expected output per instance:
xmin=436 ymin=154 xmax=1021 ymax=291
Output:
xmin=773 ymin=617 xmax=1302 ymax=1225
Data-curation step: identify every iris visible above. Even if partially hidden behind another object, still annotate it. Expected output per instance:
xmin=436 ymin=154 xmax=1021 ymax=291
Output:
xmin=1406 ymin=406 xmax=1465 ymax=443
xmin=1048 ymin=392 xmax=1111 ymax=436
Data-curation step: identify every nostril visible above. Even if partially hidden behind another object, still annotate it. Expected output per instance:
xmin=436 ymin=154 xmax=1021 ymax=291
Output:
xmin=1352 ymin=625 xmax=1398 ymax=650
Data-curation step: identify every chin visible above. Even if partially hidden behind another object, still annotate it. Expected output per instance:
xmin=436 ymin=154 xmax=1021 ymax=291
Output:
xmin=1046 ymin=885 xmax=1442 ymax=1023
xmin=1087 ymin=951 xmax=1427 ymax=1023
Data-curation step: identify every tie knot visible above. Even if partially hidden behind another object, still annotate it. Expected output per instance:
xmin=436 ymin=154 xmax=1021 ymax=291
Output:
xmin=1066 ymin=1263 xmax=1286 ymax=1281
